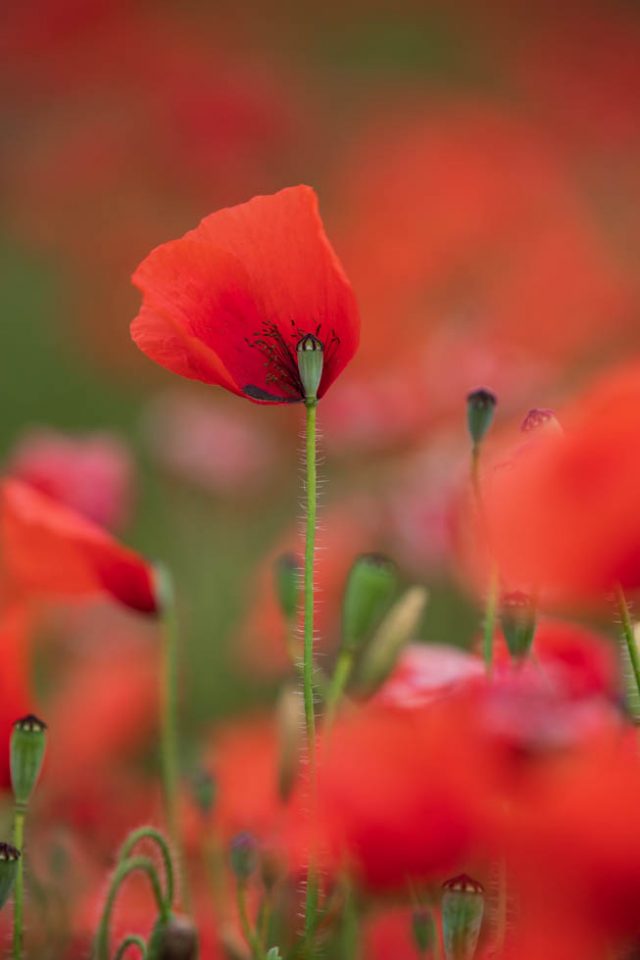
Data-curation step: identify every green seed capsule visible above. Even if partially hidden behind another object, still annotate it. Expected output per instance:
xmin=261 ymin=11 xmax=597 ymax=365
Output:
xmin=296 ymin=334 xmax=324 ymax=402
xmin=274 ymin=552 xmax=301 ymax=624
xmin=342 ymin=554 xmax=398 ymax=653
xmin=0 ymin=843 xmax=20 ymax=909
xmin=466 ymin=389 xmax=497 ymax=446
xmin=10 ymin=715 xmax=47 ymax=807
xmin=500 ymin=591 xmax=536 ymax=659
xmin=442 ymin=874 xmax=485 ymax=960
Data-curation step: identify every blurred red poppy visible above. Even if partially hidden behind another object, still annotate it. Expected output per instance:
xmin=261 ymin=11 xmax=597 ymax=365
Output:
xmin=0 ymin=604 xmax=33 ymax=788
xmin=480 ymin=361 xmax=640 ymax=604
xmin=131 ymin=186 xmax=360 ymax=403
xmin=7 ymin=428 xmax=133 ymax=531
xmin=0 ymin=479 xmax=157 ymax=614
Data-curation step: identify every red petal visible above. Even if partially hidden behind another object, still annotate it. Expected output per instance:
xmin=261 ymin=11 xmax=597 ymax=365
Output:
xmin=131 ymin=185 xmax=359 ymax=403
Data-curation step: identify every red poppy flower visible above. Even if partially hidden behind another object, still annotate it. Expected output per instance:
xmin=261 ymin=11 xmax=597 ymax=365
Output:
xmin=131 ymin=186 xmax=360 ymax=403
xmin=0 ymin=604 xmax=32 ymax=788
xmin=0 ymin=479 xmax=157 ymax=614
xmin=480 ymin=361 xmax=640 ymax=604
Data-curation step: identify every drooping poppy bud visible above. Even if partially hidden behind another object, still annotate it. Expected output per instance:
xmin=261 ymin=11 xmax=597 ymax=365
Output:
xmin=466 ymin=389 xmax=497 ymax=447
xmin=10 ymin=715 xmax=47 ymax=807
xmin=0 ymin=843 xmax=20 ymax=909
xmin=520 ymin=408 xmax=562 ymax=435
xmin=441 ymin=875 xmax=484 ymax=960
xmin=274 ymin=553 xmax=300 ymax=624
xmin=500 ymin=592 xmax=536 ymax=659
xmin=229 ymin=832 xmax=258 ymax=882
xmin=355 ymin=586 xmax=429 ymax=696
xmin=412 ymin=907 xmax=435 ymax=955
xmin=147 ymin=914 xmax=198 ymax=960
xmin=297 ymin=334 xmax=324 ymax=402
xmin=342 ymin=554 xmax=398 ymax=654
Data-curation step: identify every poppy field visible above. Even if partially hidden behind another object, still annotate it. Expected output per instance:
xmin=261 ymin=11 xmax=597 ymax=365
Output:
xmin=4 ymin=2 xmax=640 ymax=959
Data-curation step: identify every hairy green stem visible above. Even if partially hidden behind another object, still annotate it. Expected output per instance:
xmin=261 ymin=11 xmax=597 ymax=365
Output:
xmin=118 ymin=826 xmax=175 ymax=909
xmin=113 ymin=935 xmax=148 ymax=959
xmin=482 ymin=568 xmax=499 ymax=675
xmin=94 ymin=856 xmax=168 ymax=960
xmin=237 ymin=882 xmax=264 ymax=960
xmin=12 ymin=805 xmax=25 ymax=960
xmin=302 ymin=399 xmax=319 ymax=948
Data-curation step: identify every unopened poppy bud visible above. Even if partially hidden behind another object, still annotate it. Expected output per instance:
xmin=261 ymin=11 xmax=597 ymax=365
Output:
xmin=0 ymin=843 xmax=20 ymax=909
xmin=355 ymin=586 xmax=429 ymax=696
xmin=229 ymin=832 xmax=258 ymax=882
xmin=274 ymin=552 xmax=300 ymax=623
xmin=466 ymin=389 xmax=497 ymax=446
xmin=411 ymin=907 xmax=434 ymax=955
xmin=297 ymin=334 xmax=324 ymax=402
xmin=190 ymin=769 xmax=216 ymax=818
xmin=342 ymin=554 xmax=398 ymax=653
xmin=11 ymin=714 xmax=47 ymax=807
xmin=148 ymin=914 xmax=198 ymax=960
xmin=500 ymin=591 xmax=536 ymax=659
xmin=441 ymin=874 xmax=484 ymax=960
xmin=521 ymin=408 xmax=562 ymax=434
xmin=277 ymin=685 xmax=303 ymax=801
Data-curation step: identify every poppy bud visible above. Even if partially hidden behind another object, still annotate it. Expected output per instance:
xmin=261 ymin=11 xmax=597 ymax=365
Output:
xmin=274 ymin=552 xmax=300 ymax=624
xmin=0 ymin=843 xmax=20 ymax=909
xmin=147 ymin=914 xmax=198 ymax=960
xmin=229 ymin=832 xmax=258 ymax=882
xmin=441 ymin=874 xmax=484 ymax=960
xmin=342 ymin=554 xmax=398 ymax=653
xmin=466 ymin=389 xmax=497 ymax=446
xmin=521 ymin=408 xmax=562 ymax=435
xmin=297 ymin=335 xmax=324 ymax=402
xmin=355 ymin=586 xmax=429 ymax=696
xmin=500 ymin=591 xmax=536 ymax=659
xmin=10 ymin=715 xmax=47 ymax=807
xmin=190 ymin=769 xmax=216 ymax=818
xmin=277 ymin=685 xmax=303 ymax=801
xmin=411 ymin=907 xmax=435 ymax=955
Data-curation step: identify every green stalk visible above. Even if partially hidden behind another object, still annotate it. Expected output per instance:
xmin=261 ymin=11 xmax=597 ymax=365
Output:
xmin=114 ymin=935 xmax=148 ymax=959
xmin=325 ymin=649 xmax=354 ymax=730
xmin=302 ymin=399 xmax=319 ymax=947
xmin=482 ymin=569 xmax=498 ymax=675
xmin=118 ymin=826 xmax=175 ymax=909
xmin=12 ymin=806 xmax=25 ymax=960
xmin=237 ymin=882 xmax=264 ymax=960
xmin=94 ymin=856 xmax=168 ymax=960
xmin=616 ymin=584 xmax=640 ymax=699
xmin=155 ymin=567 xmax=187 ymax=902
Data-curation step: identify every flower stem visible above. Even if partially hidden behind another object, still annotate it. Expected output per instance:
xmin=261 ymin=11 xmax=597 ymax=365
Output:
xmin=325 ymin=649 xmax=354 ymax=729
xmin=113 ymin=935 xmax=148 ymax=959
xmin=12 ymin=805 xmax=25 ymax=960
xmin=118 ymin=826 xmax=175 ymax=909
xmin=94 ymin=856 xmax=168 ymax=960
xmin=237 ymin=882 xmax=264 ymax=960
xmin=155 ymin=566 xmax=186 ymax=901
xmin=616 ymin=584 xmax=640 ymax=699
xmin=482 ymin=568 xmax=498 ymax=675
xmin=302 ymin=399 xmax=319 ymax=946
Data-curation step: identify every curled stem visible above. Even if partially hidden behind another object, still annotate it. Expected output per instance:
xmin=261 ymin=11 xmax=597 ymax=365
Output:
xmin=118 ymin=826 xmax=175 ymax=911
xmin=113 ymin=935 xmax=148 ymax=959
xmin=94 ymin=856 xmax=169 ymax=960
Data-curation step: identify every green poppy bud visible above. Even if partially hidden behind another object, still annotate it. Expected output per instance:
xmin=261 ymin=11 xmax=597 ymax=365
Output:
xmin=229 ymin=832 xmax=258 ymax=883
xmin=147 ymin=914 xmax=198 ymax=960
xmin=355 ymin=586 xmax=429 ymax=696
xmin=466 ymin=389 xmax=497 ymax=446
xmin=0 ymin=843 xmax=20 ymax=909
xmin=500 ymin=591 xmax=536 ymax=659
xmin=342 ymin=554 xmax=398 ymax=653
xmin=411 ymin=907 xmax=434 ymax=955
xmin=297 ymin=334 xmax=324 ymax=402
xmin=190 ymin=769 xmax=216 ymax=818
xmin=442 ymin=874 xmax=485 ymax=960
xmin=274 ymin=552 xmax=300 ymax=623
xmin=11 ymin=715 xmax=47 ymax=807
